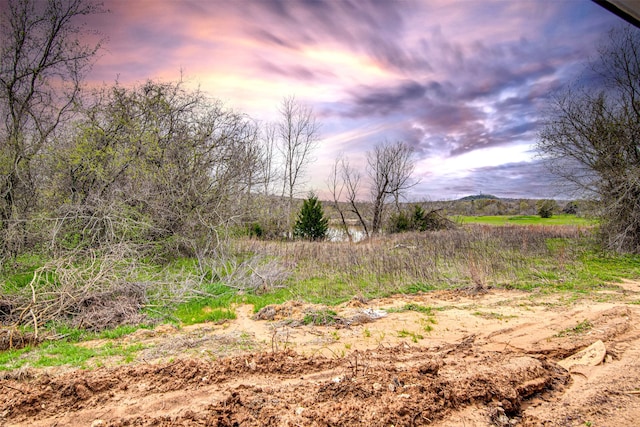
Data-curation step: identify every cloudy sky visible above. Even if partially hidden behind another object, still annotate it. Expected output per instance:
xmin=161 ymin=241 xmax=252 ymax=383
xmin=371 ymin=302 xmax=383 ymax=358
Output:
xmin=84 ymin=0 xmax=623 ymax=200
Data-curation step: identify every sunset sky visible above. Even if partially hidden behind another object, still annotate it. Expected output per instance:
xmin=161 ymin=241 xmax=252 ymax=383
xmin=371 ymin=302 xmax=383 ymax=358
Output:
xmin=83 ymin=0 xmax=623 ymax=200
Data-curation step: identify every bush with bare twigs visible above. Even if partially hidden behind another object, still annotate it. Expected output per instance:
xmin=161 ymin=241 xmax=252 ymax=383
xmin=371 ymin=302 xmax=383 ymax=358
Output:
xmin=0 ymin=246 xmax=152 ymax=339
xmin=214 ymin=255 xmax=290 ymax=294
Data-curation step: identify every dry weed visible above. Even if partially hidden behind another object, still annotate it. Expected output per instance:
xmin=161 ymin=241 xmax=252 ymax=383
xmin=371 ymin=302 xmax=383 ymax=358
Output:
xmin=2 ymin=245 xmax=151 ymax=335
xmin=235 ymin=225 xmax=587 ymax=293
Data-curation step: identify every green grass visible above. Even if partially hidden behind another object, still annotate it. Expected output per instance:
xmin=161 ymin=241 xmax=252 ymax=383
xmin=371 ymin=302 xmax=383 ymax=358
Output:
xmin=99 ymin=324 xmax=154 ymax=339
xmin=286 ymin=275 xmax=353 ymax=305
xmin=2 ymin=269 xmax=56 ymax=294
xmin=454 ymin=214 xmax=595 ymax=226
xmin=579 ymin=253 xmax=640 ymax=281
xmin=20 ymin=322 xmax=153 ymax=346
xmin=44 ymin=322 xmax=97 ymax=342
xmin=33 ymin=341 xmax=99 ymax=368
xmin=0 ymin=347 xmax=31 ymax=370
xmin=0 ymin=340 xmax=145 ymax=371
xmin=397 ymin=329 xmax=424 ymax=343
xmin=173 ymin=299 xmax=236 ymax=326
xmin=387 ymin=303 xmax=434 ymax=315
xmin=150 ymin=281 xmax=239 ymax=325
xmin=241 ymin=287 xmax=293 ymax=312
xmin=555 ymin=319 xmax=593 ymax=337
xmin=1 ymin=253 xmax=47 ymax=290
xmin=401 ymin=282 xmax=440 ymax=293
xmin=280 ymin=272 xmax=417 ymax=307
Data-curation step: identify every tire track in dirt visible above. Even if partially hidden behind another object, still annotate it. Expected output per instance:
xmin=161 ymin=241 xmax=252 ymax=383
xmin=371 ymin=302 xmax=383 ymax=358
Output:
xmin=482 ymin=305 xmax=635 ymax=358
xmin=2 ymin=289 xmax=640 ymax=426
xmin=1 ymin=344 xmax=568 ymax=426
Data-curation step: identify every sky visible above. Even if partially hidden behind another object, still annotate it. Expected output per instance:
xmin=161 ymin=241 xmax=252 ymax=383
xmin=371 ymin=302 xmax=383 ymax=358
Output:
xmin=81 ymin=0 xmax=624 ymax=200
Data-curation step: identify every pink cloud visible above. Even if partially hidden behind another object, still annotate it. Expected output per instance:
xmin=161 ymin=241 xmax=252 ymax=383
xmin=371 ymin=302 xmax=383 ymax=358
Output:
xmin=79 ymin=0 xmax=621 ymax=199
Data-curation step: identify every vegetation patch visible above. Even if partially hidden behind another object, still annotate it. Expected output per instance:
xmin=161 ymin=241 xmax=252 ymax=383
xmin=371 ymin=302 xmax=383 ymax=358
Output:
xmin=174 ymin=300 xmax=236 ymax=326
xmin=387 ymin=303 xmax=434 ymax=315
xmin=99 ymin=324 xmax=155 ymax=340
xmin=2 ymin=224 xmax=639 ymax=354
xmin=302 ymin=309 xmax=339 ymax=326
xmin=0 ymin=340 xmax=145 ymax=371
xmin=419 ymin=317 xmax=436 ymax=333
xmin=455 ymin=214 xmax=594 ymax=227
xmin=472 ymin=311 xmax=517 ymax=321
xmin=0 ymin=347 xmax=31 ymax=371
xmin=397 ymin=329 xmax=424 ymax=343
xmin=555 ymin=319 xmax=593 ymax=337
xmin=402 ymin=283 xmax=440 ymax=293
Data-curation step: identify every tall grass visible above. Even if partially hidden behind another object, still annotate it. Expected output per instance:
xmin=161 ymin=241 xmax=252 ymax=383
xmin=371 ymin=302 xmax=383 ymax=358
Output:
xmin=234 ymin=224 xmax=631 ymax=303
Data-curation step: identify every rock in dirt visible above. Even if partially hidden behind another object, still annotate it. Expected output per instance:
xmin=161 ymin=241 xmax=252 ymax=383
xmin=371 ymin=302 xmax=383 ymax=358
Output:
xmin=558 ymin=340 xmax=606 ymax=371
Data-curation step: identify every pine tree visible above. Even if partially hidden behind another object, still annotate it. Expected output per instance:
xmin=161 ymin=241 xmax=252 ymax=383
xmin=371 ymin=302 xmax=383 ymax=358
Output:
xmin=293 ymin=193 xmax=329 ymax=241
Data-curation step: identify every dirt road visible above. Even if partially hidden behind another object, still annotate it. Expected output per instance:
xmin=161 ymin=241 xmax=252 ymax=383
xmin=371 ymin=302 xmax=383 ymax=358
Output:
xmin=2 ymin=282 xmax=640 ymax=426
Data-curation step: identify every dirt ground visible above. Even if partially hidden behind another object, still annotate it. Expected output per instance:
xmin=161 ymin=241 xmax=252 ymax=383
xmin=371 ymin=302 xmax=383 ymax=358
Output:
xmin=2 ymin=281 xmax=640 ymax=426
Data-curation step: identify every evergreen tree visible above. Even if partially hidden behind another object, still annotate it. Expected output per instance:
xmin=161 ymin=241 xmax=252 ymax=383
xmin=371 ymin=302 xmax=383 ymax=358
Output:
xmin=293 ymin=193 xmax=329 ymax=241
xmin=411 ymin=205 xmax=427 ymax=231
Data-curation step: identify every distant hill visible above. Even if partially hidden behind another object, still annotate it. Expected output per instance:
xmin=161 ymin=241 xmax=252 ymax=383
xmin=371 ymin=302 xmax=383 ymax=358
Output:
xmin=457 ymin=194 xmax=499 ymax=201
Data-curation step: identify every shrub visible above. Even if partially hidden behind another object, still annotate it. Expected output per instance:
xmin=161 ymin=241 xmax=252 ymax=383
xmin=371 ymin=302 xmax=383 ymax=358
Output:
xmin=389 ymin=210 xmax=412 ymax=233
xmin=537 ymin=199 xmax=556 ymax=218
xmin=389 ymin=205 xmax=456 ymax=233
xmin=247 ymin=223 xmax=264 ymax=238
xmin=562 ymin=201 xmax=579 ymax=215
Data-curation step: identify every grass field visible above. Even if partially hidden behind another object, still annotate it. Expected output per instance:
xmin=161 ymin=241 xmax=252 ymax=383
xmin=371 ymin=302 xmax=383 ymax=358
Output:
xmin=453 ymin=214 xmax=596 ymax=226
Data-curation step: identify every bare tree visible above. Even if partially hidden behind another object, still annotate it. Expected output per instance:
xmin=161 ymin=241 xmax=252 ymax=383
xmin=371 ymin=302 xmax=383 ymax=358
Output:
xmin=276 ymin=96 xmax=320 ymax=228
xmin=326 ymin=155 xmax=370 ymax=240
xmin=538 ymin=25 xmax=640 ymax=253
xmin=260 ymin=121 xmax=279 ymax=195
xmin=0 ymin=0 xmax=103 ymax=256
xmin=327 ymin=143 xmax=417 ymax=239
xmin=367 ymin=141 xmax=417 ymax=234
xmin=341 ymin=157 xmax=370 ymax=239
xmin=327 ymin=155 xmax=353 ymax=242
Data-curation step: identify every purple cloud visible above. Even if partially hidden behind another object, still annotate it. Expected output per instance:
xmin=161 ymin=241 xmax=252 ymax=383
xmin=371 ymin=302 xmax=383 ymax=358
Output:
xmin=78 ymin=0 xmax=624 ymax=199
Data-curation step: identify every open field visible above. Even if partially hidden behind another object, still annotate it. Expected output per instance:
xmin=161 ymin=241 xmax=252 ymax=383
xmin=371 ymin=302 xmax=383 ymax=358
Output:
xmin=453 ymin=214 xmax=596 ymax=227
xmin=2 ymin=224 xmax=640 ymax=426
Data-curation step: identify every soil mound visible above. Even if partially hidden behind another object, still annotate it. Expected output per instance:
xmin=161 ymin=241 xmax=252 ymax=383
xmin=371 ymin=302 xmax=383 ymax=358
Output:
xmin=2 ymin=344 xmax=567 ymax=426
